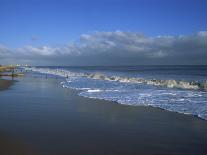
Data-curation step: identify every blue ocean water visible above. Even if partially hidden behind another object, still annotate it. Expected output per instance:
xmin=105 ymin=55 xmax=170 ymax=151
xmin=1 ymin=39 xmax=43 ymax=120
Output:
xmin=24 ymin=66 xmax=207 ymax=120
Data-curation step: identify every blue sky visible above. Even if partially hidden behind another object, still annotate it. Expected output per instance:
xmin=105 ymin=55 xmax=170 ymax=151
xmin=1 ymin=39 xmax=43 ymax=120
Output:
xmin=0 ymin=0 xmax=207 ymax=65
xmin=0 ymin=0 xmax=207 ymax=47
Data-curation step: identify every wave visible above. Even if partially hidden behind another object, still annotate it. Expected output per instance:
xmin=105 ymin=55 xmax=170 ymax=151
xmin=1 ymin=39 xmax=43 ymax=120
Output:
xmin=85 ymin=73 xmax=207 ymax=91
xmin=24 ymin=67 xmax=83 ymax=77
xmin=25 ymin=67 xmax=207 ymax=91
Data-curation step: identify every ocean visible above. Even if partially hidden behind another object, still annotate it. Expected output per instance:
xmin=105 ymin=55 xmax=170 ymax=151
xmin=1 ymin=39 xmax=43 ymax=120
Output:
xmin=24 ymin=65 xmax=207 ymax=120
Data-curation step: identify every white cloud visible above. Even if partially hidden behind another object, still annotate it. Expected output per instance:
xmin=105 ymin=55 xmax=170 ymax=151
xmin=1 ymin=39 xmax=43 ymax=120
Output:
xmin=0 ymin=31 xmax=207 ymax=65
xmin=17 ymin=46 xmax=58 ymax=56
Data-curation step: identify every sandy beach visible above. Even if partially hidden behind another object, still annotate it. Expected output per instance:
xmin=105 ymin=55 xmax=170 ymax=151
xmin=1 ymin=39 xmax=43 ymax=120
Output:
xmin=0 ymin=75 xmax=207 ymax=155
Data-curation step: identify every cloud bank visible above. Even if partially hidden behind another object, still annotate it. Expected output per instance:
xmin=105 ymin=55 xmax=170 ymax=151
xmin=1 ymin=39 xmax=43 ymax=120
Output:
xmin=1 ymin=31 xmax=207 ymax=65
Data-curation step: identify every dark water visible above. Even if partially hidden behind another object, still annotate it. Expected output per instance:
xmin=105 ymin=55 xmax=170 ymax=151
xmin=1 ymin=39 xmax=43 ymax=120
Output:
xmin=0 ymin=74 xmax=207 ymax=155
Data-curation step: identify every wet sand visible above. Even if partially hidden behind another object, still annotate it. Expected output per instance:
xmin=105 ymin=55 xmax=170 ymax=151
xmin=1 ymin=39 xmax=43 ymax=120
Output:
xmin=0 ymin=78 xmax=38 ymax=155
xmin=0 ymin=75 xmax=207 ymax=155
xmin=0 ymin=134 xmax=38 ymax=155
xmin=0 ymin=79 xmax=14 ymax=91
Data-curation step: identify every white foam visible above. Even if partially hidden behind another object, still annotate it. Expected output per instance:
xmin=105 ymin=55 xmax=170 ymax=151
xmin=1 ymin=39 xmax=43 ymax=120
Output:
xmin=87 ymin=89 xmax=102 ymax=93
xmin=25 ymin=67 xmax=207 ymax=91
xmin=25 ymin=67 xmax=83 ymax=78
xmin=86 ymin=72 xmax=207 ymax=91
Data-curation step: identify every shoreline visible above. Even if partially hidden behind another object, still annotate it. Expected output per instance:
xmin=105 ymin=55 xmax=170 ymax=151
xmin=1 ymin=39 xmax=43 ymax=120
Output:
xmin=66 ymin=80 xmax=207 ymax=125
xmin=0 ymin=75 xmax=207 ymax=155
xmin=2 ymin=73 xmax=206 ymax=122
xmin=73 ymin=88 xmax=207 ymax=122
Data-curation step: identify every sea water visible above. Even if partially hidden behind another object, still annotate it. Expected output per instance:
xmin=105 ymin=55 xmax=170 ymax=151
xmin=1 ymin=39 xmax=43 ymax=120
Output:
xmin=24 ymin=66 xmax=207 ymax=120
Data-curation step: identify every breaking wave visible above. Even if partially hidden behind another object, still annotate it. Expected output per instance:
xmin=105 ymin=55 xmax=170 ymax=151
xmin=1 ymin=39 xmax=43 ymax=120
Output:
xmin=86 ymin=73 xmax=207 ymax=91
xmin=25 ymin=67 xmax=207 ymax=91
xmin=24 ymin=67 xmax=83 ymax=77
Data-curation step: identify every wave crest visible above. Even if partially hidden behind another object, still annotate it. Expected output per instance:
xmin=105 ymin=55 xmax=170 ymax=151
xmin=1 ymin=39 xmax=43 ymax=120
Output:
xmin=86 ymin=73 xmax=207 ymax=91
xmin=24 ymin=67 xmax=207 ymax=91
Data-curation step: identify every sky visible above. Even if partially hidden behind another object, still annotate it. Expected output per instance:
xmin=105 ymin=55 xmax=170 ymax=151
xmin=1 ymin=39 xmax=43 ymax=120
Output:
xmin=0 ymin=0 xmax=207 ymax=65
